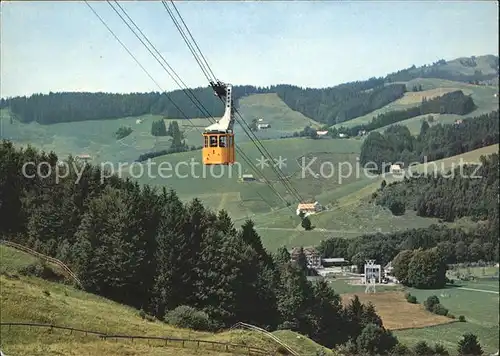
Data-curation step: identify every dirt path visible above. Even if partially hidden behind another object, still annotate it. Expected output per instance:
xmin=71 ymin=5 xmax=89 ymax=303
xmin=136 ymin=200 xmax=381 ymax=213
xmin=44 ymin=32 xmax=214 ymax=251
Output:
xmin=456 ymin=287 xmax=499 ymax=294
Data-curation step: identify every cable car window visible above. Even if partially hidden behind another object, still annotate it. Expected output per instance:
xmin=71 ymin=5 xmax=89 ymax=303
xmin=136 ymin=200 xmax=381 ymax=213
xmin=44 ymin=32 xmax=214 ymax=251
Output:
xmin=204 ymin=136 xmax=209 ymax=147
xmin=209 ymin=135 xmax=218 ymax=147
xmin=219 ymin=135 xmax=226 ymax=148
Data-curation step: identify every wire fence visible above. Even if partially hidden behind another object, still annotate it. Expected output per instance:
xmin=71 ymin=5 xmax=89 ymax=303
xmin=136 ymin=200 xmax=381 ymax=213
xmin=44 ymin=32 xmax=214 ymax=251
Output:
xmin=0 ymin=240 xmax=83 ymax=288
xmin=0 ymin=322 xmax=272 ymax=355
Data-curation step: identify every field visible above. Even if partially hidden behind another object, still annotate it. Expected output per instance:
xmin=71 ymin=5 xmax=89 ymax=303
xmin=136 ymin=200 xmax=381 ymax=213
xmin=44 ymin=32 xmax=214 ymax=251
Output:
xmin=122 ymin=137 xmax=363 ymax=219
xmin=237 ymin=93 xmax=322 ymax=134
xmin=323 ymin=271 xmax=499 ymax=355
xmin=331 ymin=78 xmax=498 ymax=131
xmin=0 ymin=245 xmax=334 ymax=356
xmin=340 ymin=291 xmax=454 ymax=330
xmin=0 ymin=92 xmax=318 ymax=166
xmin=395 ymin=279 xmax=499 ymax=354
xmin=407 ymin=144 xmax=499 ymax=175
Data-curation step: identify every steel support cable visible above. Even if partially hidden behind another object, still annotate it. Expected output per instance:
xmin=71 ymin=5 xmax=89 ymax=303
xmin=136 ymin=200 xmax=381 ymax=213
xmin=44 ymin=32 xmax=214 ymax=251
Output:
xmin=162 ymin=1 xmax=303 ymax=204
xmin=163 ymin=0 xmax=303 ymax=203
xmin=86 ymin=1 xmax=288 ymax=208
xmin=163 ymin=2 xmax=339 ymax=243
xmin=106 ymin=1 xmax=287 ymax=207
xmin=166 ymin=0 xmax=218 ymax=82
xmin=161 ymin=2 xmax=301 ymax=201
xmin=161 ymin=0 xmax=214 ymax=84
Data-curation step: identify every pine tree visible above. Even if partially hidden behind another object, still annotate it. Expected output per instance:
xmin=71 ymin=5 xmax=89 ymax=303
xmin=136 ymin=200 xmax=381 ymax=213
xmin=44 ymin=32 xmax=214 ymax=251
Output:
xmin=457 ymin=333 xmax=483 ymax=355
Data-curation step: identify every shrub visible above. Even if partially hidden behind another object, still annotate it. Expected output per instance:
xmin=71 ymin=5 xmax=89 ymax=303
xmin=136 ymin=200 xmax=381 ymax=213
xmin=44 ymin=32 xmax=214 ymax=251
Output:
xmin=432 ymin=303 xmax=449 ymax=316
xmin=388 ymin=200 xmax=405 ymax=216
xmin=414 ymin=340 xmax=433 ymax=355
xmin=424 ymin=295 xmax=440 ymax=311
xmin=164 ymin=305 xmax=212 ymax=331
xmin=42 ymin=289 xmax=50 ymax=296
xmin=139 ymin=309 xmax=146 ymax=319
xmin=433 ymin=343 xmax=449 ymax=355
xmin=406 ymin=294 xmax=417 ymax=304
xmin=458 ymin=315 xmax=466 ymax=322
xmin=19 ymin=260 xmax=65 ymax=283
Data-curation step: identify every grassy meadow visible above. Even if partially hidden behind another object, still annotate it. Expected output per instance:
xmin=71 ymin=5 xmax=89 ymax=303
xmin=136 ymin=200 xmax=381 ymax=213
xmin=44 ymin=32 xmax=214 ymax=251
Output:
xmin=325 ymin=270 xmax=499 ymax=355
xmin=0 ymin=245 xmax=334 ymax=356
xmin=331 ymin=78 xmax=498 ymax=132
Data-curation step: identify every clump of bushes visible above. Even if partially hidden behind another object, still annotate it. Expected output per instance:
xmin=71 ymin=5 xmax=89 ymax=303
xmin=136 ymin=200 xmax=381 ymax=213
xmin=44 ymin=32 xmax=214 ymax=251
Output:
xmin=405 ymin=292 xmax=418 ymax=304
xmin=19 ymin=260 xmax=66 ymax=283
xmin=424 ymin=295 xmax=449 ymax=316
xmin=459 ymin=315 xmax=466 ymax=322
xmin=164 ymin=305 xmax=212 ymax=331
xmin=138 ymin=309 xmax=156 ymax=322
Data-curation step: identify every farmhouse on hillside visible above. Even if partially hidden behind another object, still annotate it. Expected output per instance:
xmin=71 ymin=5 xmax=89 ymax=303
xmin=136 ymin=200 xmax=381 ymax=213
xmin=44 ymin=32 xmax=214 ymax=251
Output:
xmin=390 ymin=164 xmax=402 ymax=174
xmin=240 ymin=174 xmax=255 ymax=182
xmin=290 ymin=246 xmax=322 ymax=268
xmin=316 ymin=130 xmax=329 ymax=138
xmin=257 ymin=123 xmax=271 ymax=130
xmin=76 ymin=154 xmax=91 ymax=162
xmin=296 ymin=201 xmax=322 ymax=216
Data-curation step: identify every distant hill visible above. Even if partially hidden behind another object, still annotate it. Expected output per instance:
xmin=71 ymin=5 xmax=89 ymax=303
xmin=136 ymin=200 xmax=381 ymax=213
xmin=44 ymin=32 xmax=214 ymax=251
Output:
xmin=1 ymin=54 xmax=497 ymax=126
xmin=385 ymin=55 xmax=499 ymax=84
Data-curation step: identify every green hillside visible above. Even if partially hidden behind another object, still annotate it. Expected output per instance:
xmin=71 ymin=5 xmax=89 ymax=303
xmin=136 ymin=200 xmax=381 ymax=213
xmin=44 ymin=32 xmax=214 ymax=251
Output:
xmin=385 ymin=55 xmax=499 ymax=84
xmin=332 ymin=78 xmax=498 ymax=132
xmin=123 ymin=137 xmax=363 ymax=220
xmin=0 ymin=245 xmax=333 ymax=356
xmin=0 ymin=92 xmax=319 ymax=165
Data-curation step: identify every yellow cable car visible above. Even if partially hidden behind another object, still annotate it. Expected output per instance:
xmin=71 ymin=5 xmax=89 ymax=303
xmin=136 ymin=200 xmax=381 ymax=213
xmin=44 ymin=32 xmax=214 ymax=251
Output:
xmin=202 ymin=81 xmax=236 ymax=165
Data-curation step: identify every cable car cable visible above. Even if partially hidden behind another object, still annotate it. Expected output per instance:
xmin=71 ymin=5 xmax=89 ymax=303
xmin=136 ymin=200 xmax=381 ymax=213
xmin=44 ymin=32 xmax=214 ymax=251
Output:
xmin=163 ymin=0 xmax=304 ymax=203
xmin=162 ymin=1 xmax=338 ymax=241
xmin=86 ymin=1 xmax=289 ymax=208
xmin=106 ymin=1 xmax=287 ymax=206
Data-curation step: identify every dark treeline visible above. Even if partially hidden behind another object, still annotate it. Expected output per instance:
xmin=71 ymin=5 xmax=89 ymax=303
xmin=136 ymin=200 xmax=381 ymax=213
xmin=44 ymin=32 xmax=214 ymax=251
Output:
xmin=0 ymin=86 xmax=271 ymax=124
xmin=334 ymin=90 xmax=476 ymax=137
xmin=318 ymin=153 xmax=499 ymax=289
xmin=359 ymin=110 xmax=499 ymax=173
xmin=1 ymin=139 xmax=414 ymax=354
xmin=375 ymin=154 xmax=499 ymax=223
xmin=138 ymin=121 xmax=198 ymax=162
xmin=1 ymin=82 xmax=406 ymax=127
xmin=273 ymin=82 xmax=407 ymax=126
xmin=319 ymin=221 xmax=498 ymax=286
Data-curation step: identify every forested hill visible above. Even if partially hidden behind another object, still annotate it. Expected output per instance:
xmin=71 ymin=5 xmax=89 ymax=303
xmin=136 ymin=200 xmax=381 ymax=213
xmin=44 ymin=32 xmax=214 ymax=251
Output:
xmin=1 ymin=54 xmax=497 ymax=125
xmin=0 ymin=85 xmax=271 ymax=124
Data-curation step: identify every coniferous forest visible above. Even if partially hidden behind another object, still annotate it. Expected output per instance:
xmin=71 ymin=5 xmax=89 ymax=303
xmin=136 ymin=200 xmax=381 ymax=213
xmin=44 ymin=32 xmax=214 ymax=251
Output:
xmin=333 ymin=90 xmax=476 ymax=137
xmin=359 ymin=110 xmax=499 ymax=173
xmin=1 ymin=139 xmax=407 ymax=353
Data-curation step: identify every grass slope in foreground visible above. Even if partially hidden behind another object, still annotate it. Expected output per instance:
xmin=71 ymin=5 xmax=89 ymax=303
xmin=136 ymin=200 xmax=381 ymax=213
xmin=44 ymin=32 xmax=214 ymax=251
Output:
xmin=0 ymin=245 xmax=334 ymax=356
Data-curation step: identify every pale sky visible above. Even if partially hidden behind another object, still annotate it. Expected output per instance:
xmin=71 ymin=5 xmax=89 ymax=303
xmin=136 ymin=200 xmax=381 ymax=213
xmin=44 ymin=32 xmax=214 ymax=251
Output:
xmin=1 ymin=1 xmax=498 ymax=98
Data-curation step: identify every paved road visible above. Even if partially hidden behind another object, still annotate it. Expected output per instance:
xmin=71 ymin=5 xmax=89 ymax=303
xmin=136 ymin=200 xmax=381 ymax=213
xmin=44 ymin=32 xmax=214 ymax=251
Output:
xmin=254 ymin=227 xmax=390 ymax=234
xmin=456 ymin=287 xmax=499 ymax=294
